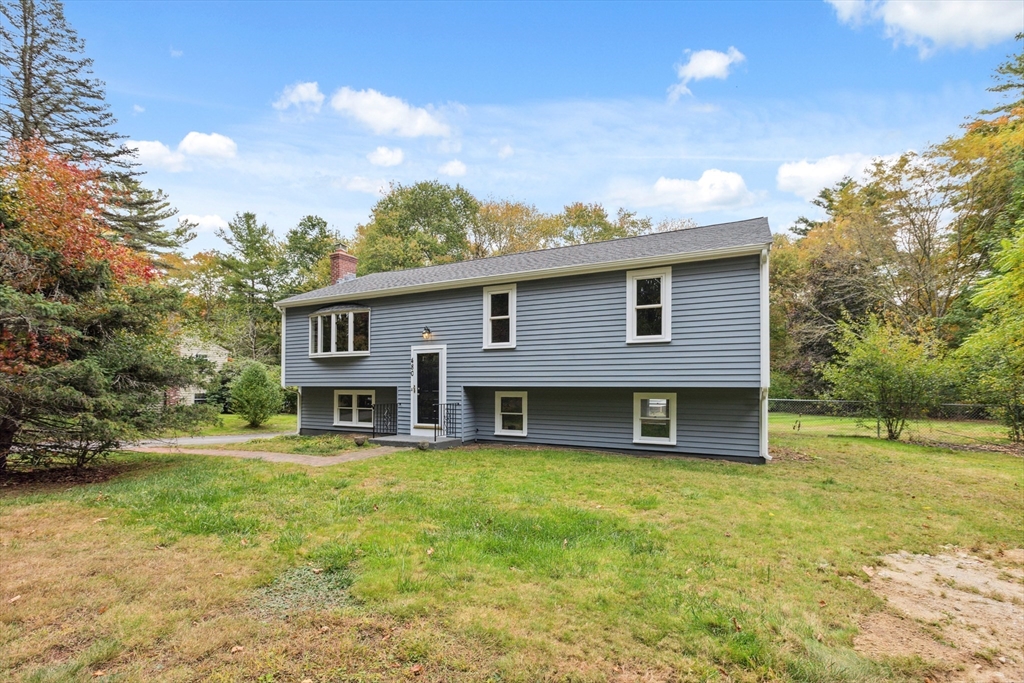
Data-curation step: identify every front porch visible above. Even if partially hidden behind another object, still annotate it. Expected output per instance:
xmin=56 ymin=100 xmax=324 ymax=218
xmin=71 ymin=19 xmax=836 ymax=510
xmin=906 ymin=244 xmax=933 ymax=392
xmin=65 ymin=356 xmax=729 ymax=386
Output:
xmin=367 ymin=434 xmax=462 ymax=450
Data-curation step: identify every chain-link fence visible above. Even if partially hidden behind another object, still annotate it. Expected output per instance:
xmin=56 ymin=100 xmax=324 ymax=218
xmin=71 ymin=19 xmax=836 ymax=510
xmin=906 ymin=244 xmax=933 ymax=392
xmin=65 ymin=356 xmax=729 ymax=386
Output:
xmin=768 ymin=399 xmax=1021 ymax=453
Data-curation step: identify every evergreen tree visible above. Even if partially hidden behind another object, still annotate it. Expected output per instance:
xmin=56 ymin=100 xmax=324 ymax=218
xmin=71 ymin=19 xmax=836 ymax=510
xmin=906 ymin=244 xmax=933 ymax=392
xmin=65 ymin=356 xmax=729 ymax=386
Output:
xmin=0 ymin=0 xmax=191 ymax=255
xmin=0 ymin=0 xmax=125 ymax=167
xmin=0 ymin=140 xmax=213 ymax=470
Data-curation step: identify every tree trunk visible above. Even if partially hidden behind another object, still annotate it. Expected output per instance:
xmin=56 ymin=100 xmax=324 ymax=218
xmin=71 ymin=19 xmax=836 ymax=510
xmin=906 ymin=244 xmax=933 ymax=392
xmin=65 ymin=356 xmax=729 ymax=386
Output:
xmin=0 ymin=416 xmax=19 ymax=472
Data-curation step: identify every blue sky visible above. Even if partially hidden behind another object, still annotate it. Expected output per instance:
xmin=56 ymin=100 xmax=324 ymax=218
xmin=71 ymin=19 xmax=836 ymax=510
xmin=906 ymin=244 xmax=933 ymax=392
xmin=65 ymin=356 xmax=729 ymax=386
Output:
xmin=68 ymin=0 xmax=1023 ymax=252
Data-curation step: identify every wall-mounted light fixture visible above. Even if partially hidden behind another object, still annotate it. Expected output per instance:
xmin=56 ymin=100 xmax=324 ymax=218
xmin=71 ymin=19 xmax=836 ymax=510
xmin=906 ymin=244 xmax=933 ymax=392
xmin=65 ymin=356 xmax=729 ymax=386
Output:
xmin=421 ymin=326 xmax=432 ymax=340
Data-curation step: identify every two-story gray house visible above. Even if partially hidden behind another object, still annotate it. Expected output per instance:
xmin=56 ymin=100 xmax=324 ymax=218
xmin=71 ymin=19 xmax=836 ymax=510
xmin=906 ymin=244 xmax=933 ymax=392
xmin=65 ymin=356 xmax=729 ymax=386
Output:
xmin=275 ymin=217 xmax=772 ymax=463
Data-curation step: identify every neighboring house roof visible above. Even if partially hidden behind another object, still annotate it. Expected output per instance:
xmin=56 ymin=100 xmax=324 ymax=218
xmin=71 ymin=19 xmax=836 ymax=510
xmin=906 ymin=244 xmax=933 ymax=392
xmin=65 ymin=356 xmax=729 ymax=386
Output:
xmin=277 ymin=217 xmax=771 ymax=308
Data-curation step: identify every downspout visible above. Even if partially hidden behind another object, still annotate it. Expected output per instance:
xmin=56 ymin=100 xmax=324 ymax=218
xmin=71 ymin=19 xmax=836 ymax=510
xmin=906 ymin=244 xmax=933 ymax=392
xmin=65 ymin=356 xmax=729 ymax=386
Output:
xmin=759 ymin=247 xmax=771 ymax=461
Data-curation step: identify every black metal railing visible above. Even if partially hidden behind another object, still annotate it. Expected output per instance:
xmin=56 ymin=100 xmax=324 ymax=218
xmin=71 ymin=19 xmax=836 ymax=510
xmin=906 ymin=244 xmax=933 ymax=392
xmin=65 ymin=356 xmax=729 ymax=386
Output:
xmin=372 ymin=402 xmax=401 ymax=438
xmin=434 ymin=402 xmax=460 ymax=441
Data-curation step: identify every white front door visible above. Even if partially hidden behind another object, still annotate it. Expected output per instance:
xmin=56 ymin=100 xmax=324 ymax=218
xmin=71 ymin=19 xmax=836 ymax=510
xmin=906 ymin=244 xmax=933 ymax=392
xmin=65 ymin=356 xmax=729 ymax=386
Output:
xmin=410 ymin=345 xmax=446 ymax=436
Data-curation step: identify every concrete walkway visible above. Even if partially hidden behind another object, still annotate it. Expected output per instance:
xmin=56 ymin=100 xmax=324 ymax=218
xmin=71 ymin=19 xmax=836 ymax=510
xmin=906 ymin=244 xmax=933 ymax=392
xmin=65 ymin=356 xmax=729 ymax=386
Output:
xmin=135 ymin=432 xmax=292 ymax=448
xmin=128 ymin=444 xmax=405 ymax=467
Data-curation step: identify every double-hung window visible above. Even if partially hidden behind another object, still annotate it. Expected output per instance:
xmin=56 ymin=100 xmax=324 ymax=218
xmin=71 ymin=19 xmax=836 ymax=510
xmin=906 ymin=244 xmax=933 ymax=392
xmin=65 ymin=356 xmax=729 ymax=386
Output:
xmin=309 ymin=308 xmax=370 ymax=356
xmin=626 ymin=267 xmax=672 ymax=343
xmin=334 ymin=390 xmax=374 ymax=427
xmin=633 ymin=392 xmax=676 ymax=445
xmin=482 ymin=284 xmax=516 ymax=349
xmin=494 ymin=391 xmax=527 ymax=436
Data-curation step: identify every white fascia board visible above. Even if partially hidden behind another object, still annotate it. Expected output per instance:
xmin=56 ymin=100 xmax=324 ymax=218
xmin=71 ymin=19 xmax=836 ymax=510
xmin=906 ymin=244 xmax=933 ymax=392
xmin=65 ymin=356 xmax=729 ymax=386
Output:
xmin=275 ymin=242 xmax=769 ymax=310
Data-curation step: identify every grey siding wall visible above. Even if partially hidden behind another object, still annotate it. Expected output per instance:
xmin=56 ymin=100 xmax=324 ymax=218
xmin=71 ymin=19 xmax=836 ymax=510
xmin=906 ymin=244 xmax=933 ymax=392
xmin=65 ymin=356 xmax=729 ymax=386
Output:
xmin=467 ymin=387 xmax=759 ymax=459
xmin=300 ymin=386 xmax=397 ymax=432
xmin=284 ymin=255 xmax=761 ymax=393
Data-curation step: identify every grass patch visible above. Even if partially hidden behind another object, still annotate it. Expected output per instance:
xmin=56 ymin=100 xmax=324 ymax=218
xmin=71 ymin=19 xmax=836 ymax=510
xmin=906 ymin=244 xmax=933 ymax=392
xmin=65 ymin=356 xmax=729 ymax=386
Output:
xmin=162 ymin=412 xmax=296 ymax=438
xmin=2 ymin=426 xmax=1021 ymax=680
xmin=182 ymin=433 xmax=360 ymax=456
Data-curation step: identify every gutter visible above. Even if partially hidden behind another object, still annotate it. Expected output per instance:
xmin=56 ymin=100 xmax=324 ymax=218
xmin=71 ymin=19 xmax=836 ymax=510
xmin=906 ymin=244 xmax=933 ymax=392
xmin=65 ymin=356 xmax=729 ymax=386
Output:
xmin=274 ymin=242 xmax=771 ymax=310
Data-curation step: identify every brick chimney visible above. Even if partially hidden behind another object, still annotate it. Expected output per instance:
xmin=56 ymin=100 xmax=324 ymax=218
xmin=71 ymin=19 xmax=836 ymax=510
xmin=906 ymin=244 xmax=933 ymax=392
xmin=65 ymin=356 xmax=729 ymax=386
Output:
xmin=330 ymin=246 xmax=357 ymax=284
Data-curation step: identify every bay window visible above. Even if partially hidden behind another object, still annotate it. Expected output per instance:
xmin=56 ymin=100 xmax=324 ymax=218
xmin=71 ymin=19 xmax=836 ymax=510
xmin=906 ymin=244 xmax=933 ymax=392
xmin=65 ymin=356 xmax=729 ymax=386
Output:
xmin=309 ymin=308 xmax=370 ymax=356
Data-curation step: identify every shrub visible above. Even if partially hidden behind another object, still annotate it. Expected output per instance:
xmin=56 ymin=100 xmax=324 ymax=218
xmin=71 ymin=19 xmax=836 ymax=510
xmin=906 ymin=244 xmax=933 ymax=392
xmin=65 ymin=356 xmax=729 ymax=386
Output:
xmin=822 ymin=317 xmax=951 ymax=440
xmin=229 ymin=363 xmax=282 ymax=428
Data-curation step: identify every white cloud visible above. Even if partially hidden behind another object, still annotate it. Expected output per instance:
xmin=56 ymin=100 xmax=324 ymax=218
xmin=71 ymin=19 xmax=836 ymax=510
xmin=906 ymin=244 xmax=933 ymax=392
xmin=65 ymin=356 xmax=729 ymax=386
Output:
xmin=776 ymin=152 xmax=901 ymax=200
xmin=132 ymin=104 xmax=145 ymax=115
xmin=127 ymin=140 xmax=187 ymax=172
xmin=170 ymin=46 xmax=183 ymax=58
xmin=273 ymin=81 xmax=325 ymax=113
xmin=668 ymin=47 xmax=746 ymax=101
xmin=826 ymin=0 xmax=1023 ymax=55
xmin=498 ymin=144 xmax=515 ymax=159
xmin=178 ymin=132 xmax=237 ymax=159
xmin=438 ymin=159 xmax=467 ymax=177
xmin=127 ymin=132 xmax=238 ymax=172
xmin=366 ymin=146 xmax=404 ymax=166
xmin=180 ymin=213 xmax=228 ymax=233
xmin=338 ymin=176 xmax=389 ymax=195
xmin=330 ymin=87 xmax=450 ymax=137
xmin=618 ymin=169 xmax=755 ymax=212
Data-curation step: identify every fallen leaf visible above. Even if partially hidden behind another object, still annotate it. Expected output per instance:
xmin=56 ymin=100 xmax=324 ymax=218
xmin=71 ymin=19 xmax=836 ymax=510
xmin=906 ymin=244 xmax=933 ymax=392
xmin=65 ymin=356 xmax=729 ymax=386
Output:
xmin=8 ymin=595 xmax=21 ymax=603
xmin=92 ymin=670 xmax=106 ymax=677
xmin=240 ymin=539 xmax=249 ymax=546
xmin=311 ymin=568 xmax=324 ymax=574
xmin=815 ymin=633 xmax=823 ymax=642
xmin=411 ymin=663 xmax=423 ymax=675
xmin=320 ymin=626 xmax=330 ymax=633
xmin=724 ymin=532 xmax=732 ymax=537
xmin=230 ymin=646 xmax=244 ymax=654
xmin=732 ymin=617 xmax=742 ymax=632
xmin=302 ymin=679 xmax=313 ymax=683
xmin=98 ymin=605 xmax=108 ymax=614
xmin=562 ymin=538 xmax=568 ymax=548
xmin=818 ymin=600 xmax=826 ymax=607
xmin=92 ymin=518 xmax=108 ymax=524
xmin=214 ymin=572 xmax=223 ymax=578
xmin=373 ymin=505 xmax=379 ymax=511
xmin=382 ymin=633 xmax=391 ymax=642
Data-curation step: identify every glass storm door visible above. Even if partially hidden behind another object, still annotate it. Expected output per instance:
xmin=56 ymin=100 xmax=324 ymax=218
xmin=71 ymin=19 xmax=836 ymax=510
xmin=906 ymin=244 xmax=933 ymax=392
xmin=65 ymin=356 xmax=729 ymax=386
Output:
xmin=411 ymin=347 xmax=444 ymax=431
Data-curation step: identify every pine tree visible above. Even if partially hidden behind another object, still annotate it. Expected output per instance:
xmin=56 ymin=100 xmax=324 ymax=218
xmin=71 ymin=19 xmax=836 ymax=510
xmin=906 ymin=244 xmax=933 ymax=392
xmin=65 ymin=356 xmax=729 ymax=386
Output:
xmin=0 ymin=0 xmax=191 ymax=255
xmin=0 ymin=0 xmax=126 ymax=167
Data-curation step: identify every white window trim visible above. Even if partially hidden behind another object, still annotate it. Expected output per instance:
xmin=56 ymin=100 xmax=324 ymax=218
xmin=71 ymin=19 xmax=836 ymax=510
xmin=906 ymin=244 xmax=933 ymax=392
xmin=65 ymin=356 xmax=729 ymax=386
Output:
xmin=633 ymin=392 xmax=677 ymax=446
xmin=308 ymin=310 xmax=371 ymax=358
xmin=494 ymin=391 xmax=528 ymax=437
xmin=333 ymin=389 xmax=375 ymax=427
xmin=625 ymin=266 xmax=672 ymax=344
xmin=482 ymin=283 xmax=517 ymax=349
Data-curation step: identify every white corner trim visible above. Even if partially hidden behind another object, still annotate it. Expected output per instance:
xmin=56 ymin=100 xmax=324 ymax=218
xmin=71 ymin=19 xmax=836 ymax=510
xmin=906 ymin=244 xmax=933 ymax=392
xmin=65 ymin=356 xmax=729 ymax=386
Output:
xmin=626 ymin=266 xmax=672 ymax=344
xmin=482 ymin=283 xmax=517 ymax=349
xmin=759 ymin=248 xmax=770 ymax=389
xmin=276 ymin=243 xmax=769 ymax=309
xmin=280 ymin=309 xmax=287 ymax=387
xmin=632 ymin=392 xmax=677 ymax=446
xmin=494 ymin=390 xmax=528 ymax=436
xmin=295 ymin=386 xmax=302 ymax=434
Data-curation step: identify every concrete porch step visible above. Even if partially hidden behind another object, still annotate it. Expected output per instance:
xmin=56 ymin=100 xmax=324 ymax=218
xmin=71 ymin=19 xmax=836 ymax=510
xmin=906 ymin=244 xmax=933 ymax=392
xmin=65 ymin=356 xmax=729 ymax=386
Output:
xmin=368 ymin=434 xmax=462 ymax=450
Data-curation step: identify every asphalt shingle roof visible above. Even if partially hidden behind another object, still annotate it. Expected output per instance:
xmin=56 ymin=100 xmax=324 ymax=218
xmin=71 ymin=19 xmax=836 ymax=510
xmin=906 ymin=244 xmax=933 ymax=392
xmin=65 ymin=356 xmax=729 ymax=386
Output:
xmin=277 ymin=217 xmax=771 ymax=307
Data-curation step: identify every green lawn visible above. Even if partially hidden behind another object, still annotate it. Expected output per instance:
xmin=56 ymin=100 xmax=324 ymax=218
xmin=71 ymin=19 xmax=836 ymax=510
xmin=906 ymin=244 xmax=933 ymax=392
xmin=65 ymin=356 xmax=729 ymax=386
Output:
xmin=1 ymin=426 xmax=1021 ymax=681
xmin=163 ymin=412 xmax=297 ymax=437
xmin=769 ymin=412 xmax=1015 ymax=447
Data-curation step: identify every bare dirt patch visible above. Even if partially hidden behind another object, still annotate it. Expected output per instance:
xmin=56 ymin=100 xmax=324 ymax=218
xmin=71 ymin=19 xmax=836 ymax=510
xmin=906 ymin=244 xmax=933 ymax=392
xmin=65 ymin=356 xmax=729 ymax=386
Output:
xmin=856 ymin=549 xmax=1024 ymax=682
xmin=0 ymin=461 xmax=154 ymax=495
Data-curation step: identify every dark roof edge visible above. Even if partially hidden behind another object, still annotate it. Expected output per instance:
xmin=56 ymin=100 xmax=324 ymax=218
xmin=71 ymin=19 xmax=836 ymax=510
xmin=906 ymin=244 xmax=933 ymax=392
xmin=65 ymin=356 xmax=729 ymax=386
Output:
xmin=276 ymin=239 xmax=771 ymax=309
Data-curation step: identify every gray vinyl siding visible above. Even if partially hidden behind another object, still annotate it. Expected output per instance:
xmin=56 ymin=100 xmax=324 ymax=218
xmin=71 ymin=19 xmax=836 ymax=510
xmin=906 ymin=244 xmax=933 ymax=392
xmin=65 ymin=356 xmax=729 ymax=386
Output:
xmin=299 ymin=386 xmax=397 ymax=432
xmin=283 ymin=255 xmax=762 ymax=392
xmin=468 ymin=387 xmax=759 ymax=459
